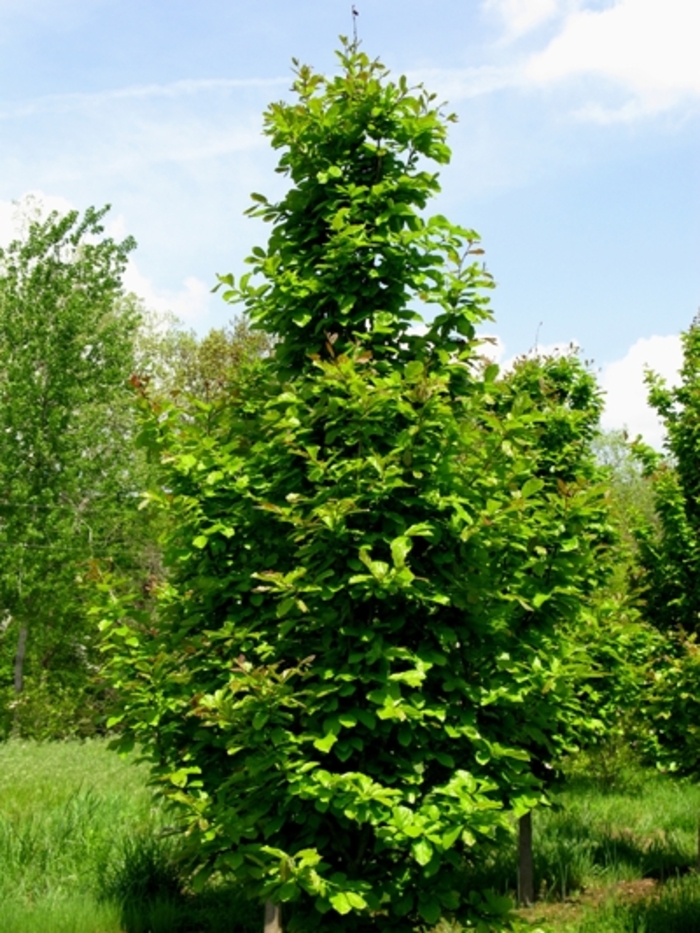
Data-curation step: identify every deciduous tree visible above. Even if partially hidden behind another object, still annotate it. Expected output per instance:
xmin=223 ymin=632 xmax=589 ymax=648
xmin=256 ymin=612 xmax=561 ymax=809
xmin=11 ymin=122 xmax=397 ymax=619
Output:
xmin=0 ymin=204 xmax=141 ymax=733
xmin=102 ymin=43 xmax=614 ymax=931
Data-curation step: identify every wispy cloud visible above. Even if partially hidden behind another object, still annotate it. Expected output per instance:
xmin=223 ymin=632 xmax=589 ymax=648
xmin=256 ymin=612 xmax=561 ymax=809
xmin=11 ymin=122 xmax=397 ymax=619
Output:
xmin=483 ymin=0 xmax=560 ymax=40
xmin=0 ymin=75 xmax=289 ymax=121
xmin=407 ymin=64 xmax=520 ymax=101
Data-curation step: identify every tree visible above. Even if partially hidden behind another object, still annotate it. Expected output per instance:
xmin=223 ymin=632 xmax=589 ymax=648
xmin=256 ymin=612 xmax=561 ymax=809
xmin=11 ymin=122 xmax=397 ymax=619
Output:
xmin=631 ymin=325 xmax=700 ymax=634
xmin=0 ymin=204 xmax=142 ymax=735
xmin=101 ymin=43 xmax=613 ymax=931
xmin=135 ymin=311 xmax=272 ymax=407
xmin=622 ymin=323 xmax=700 ymax=774
xmin=492 ymin=350 xmax=616 ymax=900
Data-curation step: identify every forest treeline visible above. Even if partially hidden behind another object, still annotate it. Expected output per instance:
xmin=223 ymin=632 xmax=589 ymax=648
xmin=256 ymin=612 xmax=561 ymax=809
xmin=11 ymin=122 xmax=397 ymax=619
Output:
xmin=1 ymin=41 xmax=699 ymax=933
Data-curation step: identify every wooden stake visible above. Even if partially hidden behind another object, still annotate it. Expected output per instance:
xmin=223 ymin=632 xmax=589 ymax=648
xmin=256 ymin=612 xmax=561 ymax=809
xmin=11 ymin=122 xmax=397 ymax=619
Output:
xmin=13 ymin=624 xmax=28 ymax=695
xmin=264 ymin=900 xmax=282 ymax=933
xmin=518 ymin=811 xmax=534 ymax=906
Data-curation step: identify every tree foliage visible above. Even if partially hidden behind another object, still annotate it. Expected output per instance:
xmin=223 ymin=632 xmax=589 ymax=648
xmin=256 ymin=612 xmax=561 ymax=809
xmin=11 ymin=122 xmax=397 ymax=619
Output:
xmin=632 ymin=325 xmax=700 ymax=634
xmin=101 ymin=44 xmax=614 ymax=932
xmin=0 ymin=204 xmax=143 ymax=735
xmin=135 ymin=311 xmax=272 ymax=407
xmin=623 ymin=324 xmax=700 ymax=774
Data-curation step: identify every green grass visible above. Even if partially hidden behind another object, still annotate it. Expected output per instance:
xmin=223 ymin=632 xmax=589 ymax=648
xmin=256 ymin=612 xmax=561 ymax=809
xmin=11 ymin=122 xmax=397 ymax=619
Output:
xmin=0 ymin=897 xmax=123 ymax=933
xmin=0 ymin=739 xmax=258 ymax=933
xmin=467 ymin=758 xmax=700 ymax=907
xmin=511 ymin=749 xmax=700 ymax=932
xmin=4 ymin=739 xmax=700 ymax=932
xmin=531 ymin=874 xmax=700 ymax=932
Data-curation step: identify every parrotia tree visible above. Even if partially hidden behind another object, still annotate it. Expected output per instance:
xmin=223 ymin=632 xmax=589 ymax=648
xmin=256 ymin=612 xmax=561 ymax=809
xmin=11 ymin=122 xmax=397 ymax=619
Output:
xmin=102 ymin=44 xmax=612 ymax=931
xmin=629 ymin=323 xmax=700 ymax=773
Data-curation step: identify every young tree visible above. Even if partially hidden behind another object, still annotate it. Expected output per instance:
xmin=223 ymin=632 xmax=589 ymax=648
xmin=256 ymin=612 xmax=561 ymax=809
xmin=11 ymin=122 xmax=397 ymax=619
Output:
xmin=102 ymin=44 xmax=613 ymax=931
xmin=632 ymin=324 xmax=700 ymax=634
xmin=0 ymin=205 xmax=142 ymax=734
xmin=624 ymin=322 xmax=700 ymax=774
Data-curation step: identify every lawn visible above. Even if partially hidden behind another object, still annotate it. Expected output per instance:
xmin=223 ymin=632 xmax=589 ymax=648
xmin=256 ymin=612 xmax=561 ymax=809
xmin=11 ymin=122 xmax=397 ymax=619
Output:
xmin=0 ymin=739 xmax=257 ymax=933
xmin=2 ymin=739 xmax=700 ymax=932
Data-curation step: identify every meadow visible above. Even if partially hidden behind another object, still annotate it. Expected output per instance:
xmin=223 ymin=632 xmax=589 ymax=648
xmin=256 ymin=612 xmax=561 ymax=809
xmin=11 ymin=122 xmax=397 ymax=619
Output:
xmin=3 ymin=739 xmax=700 ymax=932
xmin=0 ymin=739 xmax=258 ymax=933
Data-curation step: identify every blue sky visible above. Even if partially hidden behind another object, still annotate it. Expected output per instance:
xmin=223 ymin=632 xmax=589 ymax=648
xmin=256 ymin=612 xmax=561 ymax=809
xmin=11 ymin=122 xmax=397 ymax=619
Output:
xmin=0 ymin=0 xmax=698 ymax=444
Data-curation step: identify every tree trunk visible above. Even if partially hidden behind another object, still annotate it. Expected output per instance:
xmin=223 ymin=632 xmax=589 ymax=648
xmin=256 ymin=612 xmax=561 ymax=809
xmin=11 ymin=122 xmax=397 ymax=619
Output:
xmin=13 ymin=624 xmax=28 ymax=694
xmin=518 ymin=811 xmax=534 ymax=906
xmin=264 ymin=900 xmax=282 ymax=933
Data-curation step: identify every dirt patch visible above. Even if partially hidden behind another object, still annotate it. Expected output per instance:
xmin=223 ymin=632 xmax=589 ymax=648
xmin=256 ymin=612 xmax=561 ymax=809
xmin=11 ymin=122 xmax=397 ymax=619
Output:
xmin=516 ymin=877 xmax=660 ymax=927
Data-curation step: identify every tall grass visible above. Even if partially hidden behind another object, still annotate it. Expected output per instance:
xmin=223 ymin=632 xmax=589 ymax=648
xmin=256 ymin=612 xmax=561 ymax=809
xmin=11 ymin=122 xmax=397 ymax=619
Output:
xmin=3 ymin=739 xmax=700 ymax=932
xmin=468 ymin=759 xmax=700 ymax=905
xmin=542 ymin=874 xmax=700 ymax=933
xmin=0 ymin=739 xmax=258 ymax=933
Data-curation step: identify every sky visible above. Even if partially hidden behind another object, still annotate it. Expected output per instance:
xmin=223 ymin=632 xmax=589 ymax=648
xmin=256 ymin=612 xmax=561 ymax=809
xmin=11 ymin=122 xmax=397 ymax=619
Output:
xmin=0 ymin=0 xmax=697 ymax=446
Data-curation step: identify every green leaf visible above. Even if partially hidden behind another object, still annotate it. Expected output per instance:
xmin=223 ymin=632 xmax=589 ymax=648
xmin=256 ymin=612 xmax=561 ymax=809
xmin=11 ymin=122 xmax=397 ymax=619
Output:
xmin=390 ymin=536 xmax=412 ymax=568
xmin=405 ymin=360 xmax=424 ymax=381
xmin=393 ymin=892 xmax=414 ymax=916
xmin=329 ymin=892 xmax=352 ymax=915
xmin=521 ymin=477 xmax=544 ymax=498
xmin=277 ymin=597 xmax=296 ymax=618
xmin=345 ymin=891 xmax=367 ymax=909
xmin=412 ymin=838 xmax=433 ymax=866
xmin=418 ymin=895 xmax=441 ymax=924
xmin=397 ymin=724 xmax=412 ymax=747
xmin=253 ymin=711 xmax=269 ymax=730
xmin=313 ymin=733 xmax=338 ymax=753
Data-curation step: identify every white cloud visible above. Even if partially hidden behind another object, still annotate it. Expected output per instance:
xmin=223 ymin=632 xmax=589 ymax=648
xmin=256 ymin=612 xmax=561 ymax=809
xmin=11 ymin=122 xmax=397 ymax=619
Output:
xmin=122 ymin=261 xmax=213 ymax=327
xmin=423 ymin=1 xmax=700 ymax=122
xmin=0 ymin=191 xmax=212 ymax=327
xmin=484 ymin=0 xmax=560 ymax=39
xmin=524 ymin=0 xmax=700 ymax=120
xmin=600 ymin=334 xmax=683 ymax=447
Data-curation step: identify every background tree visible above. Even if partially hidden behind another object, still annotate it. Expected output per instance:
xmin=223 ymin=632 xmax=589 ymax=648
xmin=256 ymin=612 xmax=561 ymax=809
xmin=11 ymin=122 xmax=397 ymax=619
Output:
xmin=101 ymin=43 xmax=615 ymax=932
xmin=632 ymin=325 xmax=700 ymax=634
xmin=135 ymin=310 xmax=272 ymax=407
xmin=0 ymin=205 xmax=144 ymax=736
xmin=491 ymin=350 xmax=618 ymax=900
xmin=622 ymin=322 xmax=700 ymax=775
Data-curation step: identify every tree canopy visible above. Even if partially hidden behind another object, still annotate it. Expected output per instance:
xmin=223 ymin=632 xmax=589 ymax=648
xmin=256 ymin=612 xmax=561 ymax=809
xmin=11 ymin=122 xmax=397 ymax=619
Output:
xmin=0 ymin=204 xmax=143 ymax=735
xmin=101 ymin=43 xmax=615 ymax=932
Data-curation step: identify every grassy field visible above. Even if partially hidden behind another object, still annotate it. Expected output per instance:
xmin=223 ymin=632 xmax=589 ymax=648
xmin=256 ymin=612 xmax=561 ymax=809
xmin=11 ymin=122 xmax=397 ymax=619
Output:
xmin=512 ymin=755 xmax=700 ymax=932
xmin=2 ymin=739 xmax=700 ymax=932
xmin=0 ymin=739 xmax=258 ymax=933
